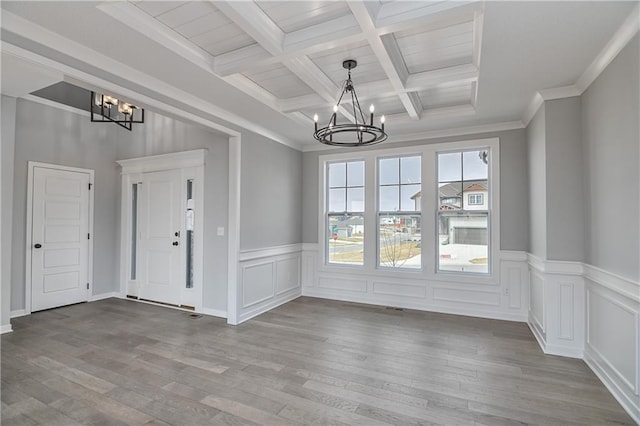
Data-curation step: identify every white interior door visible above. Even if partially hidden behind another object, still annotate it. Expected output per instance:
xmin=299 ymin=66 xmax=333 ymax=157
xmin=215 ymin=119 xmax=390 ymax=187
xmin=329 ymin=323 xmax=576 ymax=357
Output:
xmin=31 ymin=167 xmax=90 ymax=312
xmin=138 ymin=169 xmax=183 ymax=305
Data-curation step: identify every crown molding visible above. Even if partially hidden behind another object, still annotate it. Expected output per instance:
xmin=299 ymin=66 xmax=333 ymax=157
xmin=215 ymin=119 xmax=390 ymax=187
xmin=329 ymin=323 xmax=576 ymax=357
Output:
xmin=522 ymin=4 xmax=639 ymax=128
xmin=0 ymin=10 xmax=312 ymax=147
xmin=301 ymin=120 xmax=524 ymax=152
xmin=575 ymin=4 xmax=640 ymax=93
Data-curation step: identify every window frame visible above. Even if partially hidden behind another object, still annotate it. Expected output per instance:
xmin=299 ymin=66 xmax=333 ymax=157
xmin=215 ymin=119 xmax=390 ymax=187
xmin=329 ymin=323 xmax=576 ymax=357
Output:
xmin=468 ymin=193 xmax=484 ymax=205
xmin=376 ymin=154 xmax=423 ymax=270
xmin=324 ymin=160 xmax=366 ymax=267
xmin=317 ymin=138 xmax=500 ymax=285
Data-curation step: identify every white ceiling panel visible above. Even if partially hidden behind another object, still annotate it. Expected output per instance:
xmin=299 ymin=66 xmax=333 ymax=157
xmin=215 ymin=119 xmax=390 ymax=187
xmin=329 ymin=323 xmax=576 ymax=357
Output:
xmin=244 ymin=63 xmax=315 ymax=99
xmin=419 ymin=83 xmax=472 ymax=110
xmin=395 ymin=21 xmax=474 ymax=73
xmin=256 ymin=1 xmax=351 ymax=33
xmin=309 ymin=41 xmax=387 ymax=86
xmin=155 ymin=2 xmax=217 ymax=29
xmin=132 ymin=1 xmax=183 ymax=18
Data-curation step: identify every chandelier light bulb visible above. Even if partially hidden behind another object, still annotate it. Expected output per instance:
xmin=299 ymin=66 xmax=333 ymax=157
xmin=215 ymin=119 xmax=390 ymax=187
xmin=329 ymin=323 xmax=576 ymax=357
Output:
xmin=311 ymin=59 xmax=387 ymax=147
xmin=380 ymin=115 xmax=385 ymax=123
xmin=313 ymin=114 xmax=318 ymax=122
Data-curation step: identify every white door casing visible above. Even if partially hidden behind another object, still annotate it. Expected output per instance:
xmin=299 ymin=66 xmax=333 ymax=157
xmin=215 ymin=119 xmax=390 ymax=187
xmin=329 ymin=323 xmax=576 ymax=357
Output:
xmin=29 ymin=164 xmax=93 ymax=312
xmin=117 ymin=149 xmax=206 ymax=312
xmin=138 ymin=169 xmax=183 ymax=305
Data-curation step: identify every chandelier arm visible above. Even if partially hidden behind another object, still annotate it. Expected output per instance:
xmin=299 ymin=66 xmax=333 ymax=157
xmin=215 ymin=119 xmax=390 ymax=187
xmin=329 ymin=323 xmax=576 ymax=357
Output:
xmin=351 ymin=87 xmax=368 ymax=126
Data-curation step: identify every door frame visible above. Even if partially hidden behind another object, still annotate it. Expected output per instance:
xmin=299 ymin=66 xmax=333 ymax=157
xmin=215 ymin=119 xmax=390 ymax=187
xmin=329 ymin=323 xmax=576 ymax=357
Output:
xmin=117 ymin=149 xmax=206 ymax=312
xmin=25 ymin=161 xmax=95 ymax=315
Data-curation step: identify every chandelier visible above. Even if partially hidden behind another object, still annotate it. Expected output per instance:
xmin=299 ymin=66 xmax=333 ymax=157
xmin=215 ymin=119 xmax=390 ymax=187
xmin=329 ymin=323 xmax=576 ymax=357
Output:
xmin=90 ymin=91 xmax=144 ymax=131
xmin=313 ymin=59 xmax=387 ymax=147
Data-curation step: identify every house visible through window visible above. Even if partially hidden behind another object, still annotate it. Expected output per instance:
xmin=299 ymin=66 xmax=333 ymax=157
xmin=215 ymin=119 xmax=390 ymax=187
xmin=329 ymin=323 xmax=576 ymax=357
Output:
xmin=437 ymin=150 xmax=490 ymax=274
xmin=326 ymin=161 xmax=364 ymax=266
xmin=378 ymin=156 xmax=421 ymax=269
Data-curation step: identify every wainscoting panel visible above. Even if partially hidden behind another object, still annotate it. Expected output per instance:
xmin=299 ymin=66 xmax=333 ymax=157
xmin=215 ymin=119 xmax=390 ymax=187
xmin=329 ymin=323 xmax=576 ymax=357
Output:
xmin=529 ymin=269 xmax=545 ymax=334
xmin=301 ymin=245 xmax=529 ymax=322
xmin=237 ymin=244 xmax=302 ymax=323
xmin=584 ymin=273 xmax=640 ymax=424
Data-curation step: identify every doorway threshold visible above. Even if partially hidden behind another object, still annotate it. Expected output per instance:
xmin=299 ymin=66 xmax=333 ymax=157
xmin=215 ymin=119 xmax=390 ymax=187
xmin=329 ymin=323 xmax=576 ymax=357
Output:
xmin=126 ymin=295 xmax=194 ymax=311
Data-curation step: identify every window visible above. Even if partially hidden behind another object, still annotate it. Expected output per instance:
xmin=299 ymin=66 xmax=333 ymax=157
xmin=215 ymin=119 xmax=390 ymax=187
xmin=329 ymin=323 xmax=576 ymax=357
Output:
xmin=468 ymin=194 xmax=483 ymax=205
xmin=320 ymin=139 xmax=497 ymax=277
xmin=326 ymin=161 xmax=364 ymax=265
xmin=437 ymin=150 xmax=489 ymax=274
xmin=378 ymin=156 xmax=421 ymax=269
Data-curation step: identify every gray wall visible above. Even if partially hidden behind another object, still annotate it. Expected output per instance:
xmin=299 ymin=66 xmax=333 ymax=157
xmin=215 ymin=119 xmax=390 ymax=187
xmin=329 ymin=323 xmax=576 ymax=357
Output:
xmin=240 ymin=132 xmax=302 ymax=250
xmin=1 ymin=96 xmax=17 ymax=328
xmin=545 ymin=97 xmax=585 ymax=262
xmin=527 ymin=105 xmax=547 ymax=258
xmin=10 ymin=98 xmax=231 ymax=312
xmin=302 ymin=129 xmax=530 ymax=252
xmin=581 ymin=34 xmax=639 ymax=281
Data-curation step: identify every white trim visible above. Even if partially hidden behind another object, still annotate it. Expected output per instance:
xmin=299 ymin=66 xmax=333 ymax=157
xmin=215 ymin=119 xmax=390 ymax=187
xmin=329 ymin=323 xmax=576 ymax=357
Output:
xmin=10 ymin=309 xmax=27 ymax=319
xmin=117 ymin=149 xmax=207 ymax=175
xmin=199 ymin=308 xmax=228 ymax=319
xmin=585 ymin=349 xmax=640 ymax=424
xmin=0 ymin=324 xmax=13 ymax=334
xmin=527 ymin=253 xmax=584 ymax=276
xmin=20 ymin=94 xmax=90 ymax=117
xmin=575 ymin=4 xmax=640 ymax=93
xmin=237 ymin=291 xmax=301 ymax=324
xmin=522 ymin=92 xmax=544 ymax=127
xmin=25 ymin=162 xmax=95 ymax=315
xmin=500 ymin=250 xmax=528 ymax=262
xmin=522 ymin=4 xmax=640 ymax=127
xmin=303 ymin=287 xmax=526 ymax=322
xmin=88 ymin=292 xmax=119 ymax=302
xmin=227 ymin=136 xmax=242 ymax=325
xmin=584 ymin=263 xmax=640 ymax=303
xmin=238 ymin=244 xmax=303 ymax=262
xmin=117 ymin=150 xmax=207 ymax=317
xmin=527 ymin=320 xmax=584 ymax=358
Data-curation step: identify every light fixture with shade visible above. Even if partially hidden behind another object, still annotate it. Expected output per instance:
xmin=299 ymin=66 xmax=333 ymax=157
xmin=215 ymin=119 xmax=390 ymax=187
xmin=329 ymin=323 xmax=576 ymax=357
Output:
xmin=91 ymin=91 xmax=144 ymax=131
xmin=313 ymin=59 xmax=387 ymax=147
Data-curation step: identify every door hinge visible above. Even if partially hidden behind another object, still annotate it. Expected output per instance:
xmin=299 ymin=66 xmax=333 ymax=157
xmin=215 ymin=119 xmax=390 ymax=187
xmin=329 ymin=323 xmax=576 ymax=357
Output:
xmin=88 ymin=183 xmax=92 ymax=190
xmin=86 ymin=283 xmax=90 ymax=290
xmin=87 ymin=233 xmax=90 ymax=240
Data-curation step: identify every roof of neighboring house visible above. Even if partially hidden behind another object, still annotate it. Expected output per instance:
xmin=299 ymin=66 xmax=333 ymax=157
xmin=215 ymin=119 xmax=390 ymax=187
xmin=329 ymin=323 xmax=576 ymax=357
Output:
xmin=332 ymin=216 xmax=364 ymax=227
xmin=411 ymin=182 xmax=487 ymax=201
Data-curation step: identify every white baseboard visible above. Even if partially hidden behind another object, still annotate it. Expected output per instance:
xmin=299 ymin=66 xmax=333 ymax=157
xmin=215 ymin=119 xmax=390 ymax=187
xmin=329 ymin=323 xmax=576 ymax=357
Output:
xmin=528 ymin=319 xmax=583 ymax=358
xmin=89 ymin=291 xmax=119 ymax=302
xmin=199 ymin=307 xmax=227 ymax=319
xmin=10 ymin=309 xmax=27 ymax=318
xmin=585 ymin=349 xmax=640 ymax=424
xmin=303 ymin=287 xmax=527 ymax=322
xmin=1 ymin=324 xmax=13 ymax=334
xmin=237 ymin=290 xmax=301 ymax=324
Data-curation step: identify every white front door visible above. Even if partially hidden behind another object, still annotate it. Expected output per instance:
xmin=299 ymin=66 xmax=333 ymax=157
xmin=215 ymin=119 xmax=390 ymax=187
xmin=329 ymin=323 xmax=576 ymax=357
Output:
xmin=138 ymin=169 xmax=183 ymax=305
xmin=31 ymin=166 xmax=91 ymax=312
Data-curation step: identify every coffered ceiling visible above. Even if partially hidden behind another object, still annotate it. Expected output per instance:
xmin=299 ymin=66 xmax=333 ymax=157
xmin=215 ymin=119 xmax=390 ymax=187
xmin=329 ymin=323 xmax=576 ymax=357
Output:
xmin=1 ymin=1 xmax=637 ymax=149
xmin=124 ymin=0 xmax=482 ymax=128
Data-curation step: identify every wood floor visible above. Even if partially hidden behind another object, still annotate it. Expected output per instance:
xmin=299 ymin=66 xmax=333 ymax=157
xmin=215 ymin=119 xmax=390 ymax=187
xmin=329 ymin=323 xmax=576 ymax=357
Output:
xmin=1 ymin=297 xmax=634 ymax=425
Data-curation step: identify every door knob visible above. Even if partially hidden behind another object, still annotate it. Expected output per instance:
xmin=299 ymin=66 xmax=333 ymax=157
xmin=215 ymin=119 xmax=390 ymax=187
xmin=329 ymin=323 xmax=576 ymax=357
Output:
xmin=172 ymin=241 xmax=179 ymax=246
xmin=34 ymin=243 xmax=42 ymax=249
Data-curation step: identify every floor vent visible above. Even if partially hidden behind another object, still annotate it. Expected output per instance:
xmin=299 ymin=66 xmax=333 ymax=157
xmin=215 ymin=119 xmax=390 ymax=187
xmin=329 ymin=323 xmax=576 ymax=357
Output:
xmin=187 ymin=313 xmax=203 ymax=319
xmin=385 ymin=307 xmax=404 ymax=311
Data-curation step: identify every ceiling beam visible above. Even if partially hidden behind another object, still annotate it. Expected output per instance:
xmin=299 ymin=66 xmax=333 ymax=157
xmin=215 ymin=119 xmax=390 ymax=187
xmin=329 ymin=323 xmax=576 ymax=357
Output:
xmin=280 ymin=65 xmax=478 ymax=113
xmin=283 ymin=56 xmax=355 ymax=122
xmin=348 ymin=1 xmax=422 ymax=120
xmin=213 ymin=1 xmax=284 ymax=55
xmin=214 ymin=1 xmax=481 ymax=78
